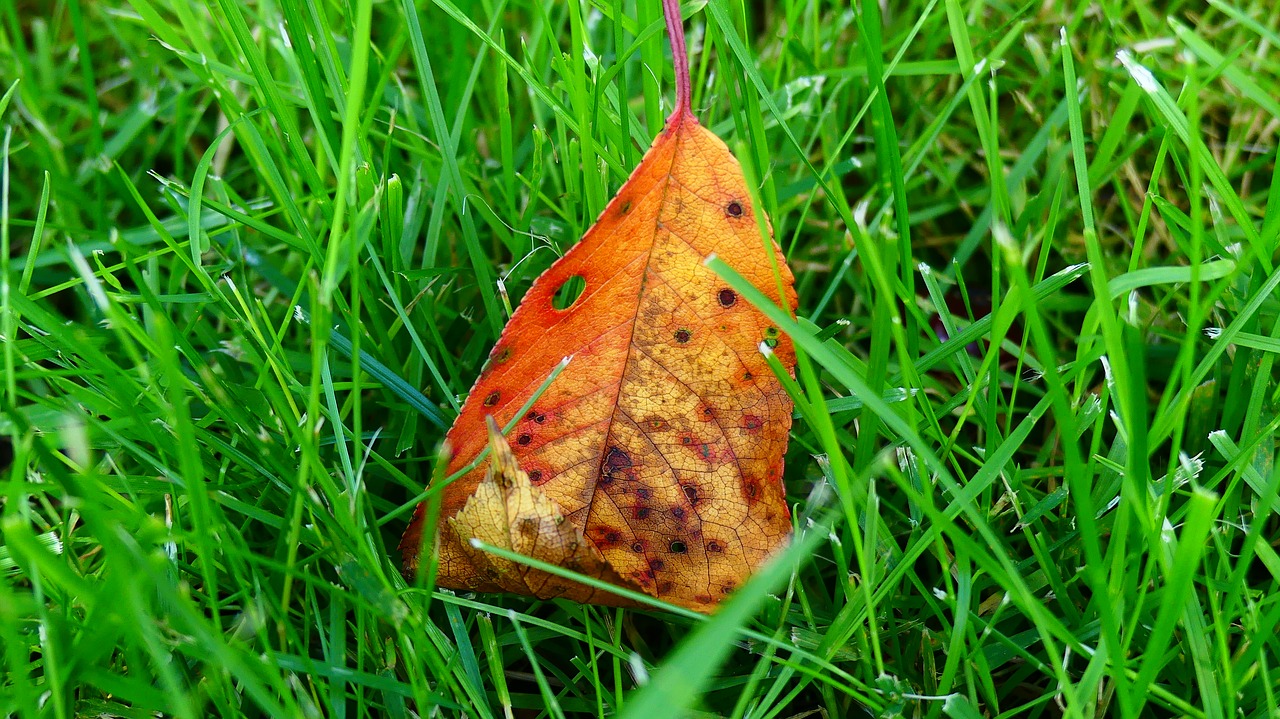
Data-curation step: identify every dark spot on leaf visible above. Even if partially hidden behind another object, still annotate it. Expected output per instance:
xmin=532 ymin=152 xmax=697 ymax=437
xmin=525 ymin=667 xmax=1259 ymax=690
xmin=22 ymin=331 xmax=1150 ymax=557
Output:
xmin=658 ymin=580 xmax=674 ymax=593
xmin=517 ymin=433 xmax=532 ymax=446
xmin=721 ymin=583 xmax=735 ymax=594
xmin=726 ymin=200 xmax=744 ymax=217
xmin=681 ymin=436 xmax=692 ymax=445
xmin=707 ymin=541 xmax=723 ymax=553
xmin=552 ymin=275 xmax=586 ymax=310
xmin=742 ymin=415 xmax=763 ymax=431
xmin=619 ymin=200 xmax=632 ymax=215
xmin=636 ymin=487 xmax=651 ymax=500
xmin=674 ymin=328 xmax=691 ymax=344
xmin=635 ymin=507 xmax=651 ymax=520
xmin=743 ymin=371 xmax=753 ymax=380
xmin=682 ymin=484 xmax=698 ymax=503
xmin=605 ymin=531 xmax=622 ymax=544
xmin=696 ymin=594 xmax=714 ymax=604
xmin=528 ymin=469 xmax=543 ymax=483
xmin=745 ymin=482 xmax=759 ymax=499
xmin=631 ymin=542 xmax=644 ymax=552
xmin=603 ymin=447 xmax=633 ymax=480
xmin=648 ymin=418 xmax=666 ymax=430
xmin=493 ymin=346 xmax=512 ymax=363
xmin=526 ymin=410 xmax=547 ymax=424
xmin=766 ymin=326 xmax=779 ymax=337
xmin=483 ymin=391 xmax=500 ymax=406
xmin=671 ymin=507 xmax=686 ymax=520
xmin=651 ymin=559 xmax=666 ymax=571
xmin=718 ymin=288 xmax=737 ymax=307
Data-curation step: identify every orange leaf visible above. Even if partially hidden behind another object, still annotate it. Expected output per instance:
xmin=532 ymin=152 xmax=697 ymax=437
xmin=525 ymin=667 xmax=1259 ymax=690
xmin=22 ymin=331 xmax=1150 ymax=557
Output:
xmin=400 ymin=2 xmax=797 ymax=612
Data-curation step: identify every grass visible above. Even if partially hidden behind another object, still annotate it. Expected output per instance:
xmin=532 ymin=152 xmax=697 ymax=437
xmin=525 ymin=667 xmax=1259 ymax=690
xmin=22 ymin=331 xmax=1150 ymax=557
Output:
xmin=2 ymin=0 xmax=1279 ymax=716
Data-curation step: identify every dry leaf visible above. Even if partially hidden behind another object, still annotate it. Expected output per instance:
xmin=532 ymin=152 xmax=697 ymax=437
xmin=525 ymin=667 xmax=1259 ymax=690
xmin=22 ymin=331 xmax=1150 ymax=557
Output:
xmin=400 ymin=0 xmax=797 ymax=612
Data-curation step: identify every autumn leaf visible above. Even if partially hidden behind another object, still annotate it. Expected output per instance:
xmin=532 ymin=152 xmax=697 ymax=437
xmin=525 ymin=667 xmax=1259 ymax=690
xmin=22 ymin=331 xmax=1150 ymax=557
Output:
xmin=400 ymin=0 xmax=798 ymax=612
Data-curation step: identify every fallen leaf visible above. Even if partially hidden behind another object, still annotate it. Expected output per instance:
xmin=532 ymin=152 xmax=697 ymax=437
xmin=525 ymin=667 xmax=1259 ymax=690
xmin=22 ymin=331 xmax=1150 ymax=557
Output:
xmin=400 ymin=0 xmax=797 ymax=612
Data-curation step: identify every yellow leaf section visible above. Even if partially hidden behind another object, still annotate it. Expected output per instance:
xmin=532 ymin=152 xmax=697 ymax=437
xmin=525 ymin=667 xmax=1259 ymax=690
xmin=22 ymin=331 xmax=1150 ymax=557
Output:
xmin=447 ymin=418 xmax=641 ymax=607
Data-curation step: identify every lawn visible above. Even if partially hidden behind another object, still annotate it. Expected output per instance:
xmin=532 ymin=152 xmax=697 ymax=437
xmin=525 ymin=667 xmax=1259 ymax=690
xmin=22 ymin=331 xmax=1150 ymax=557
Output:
xmin=2 ymin=0 xmax=1279 ymax=717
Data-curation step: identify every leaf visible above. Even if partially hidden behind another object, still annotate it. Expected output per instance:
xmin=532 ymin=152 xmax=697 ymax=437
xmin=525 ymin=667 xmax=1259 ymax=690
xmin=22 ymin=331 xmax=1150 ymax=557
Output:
xmin=400 ymin=0 xmax=797 ymax=612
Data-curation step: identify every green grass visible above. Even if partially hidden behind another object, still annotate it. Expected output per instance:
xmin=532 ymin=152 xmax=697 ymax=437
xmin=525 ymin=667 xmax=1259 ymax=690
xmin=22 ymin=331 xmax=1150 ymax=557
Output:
xmin=2 ymin=0 xmax=1279 ymax=716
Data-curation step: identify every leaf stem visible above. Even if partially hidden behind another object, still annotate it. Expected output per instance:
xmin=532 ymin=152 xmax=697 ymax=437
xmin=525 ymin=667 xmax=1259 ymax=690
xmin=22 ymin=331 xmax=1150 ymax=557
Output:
xmin=661 ymin=0 xmax=693 ymax=122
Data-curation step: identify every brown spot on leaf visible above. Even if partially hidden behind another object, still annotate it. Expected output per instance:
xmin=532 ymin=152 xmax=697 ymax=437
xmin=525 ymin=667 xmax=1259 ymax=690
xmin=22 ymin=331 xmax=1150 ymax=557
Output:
xmin=651 ymin=559 xmax=666 ymax=571
xmin=742 ymin=415 xmax=763 ymax=432
xmin=517 ymin=433 xmax=532 ymax=446
xmin=718 ymin=288 xmax=737 ymax=307
xmin=682 ymin=484 xmax=698 ymax=503
xmin=671 ymin=507 xmax=686 ymax=520
xmin=483 ymin=391 xmax=500 ymax=407
xmin=726 ymin=200 xmax=744 ymax=217
xmin=707 ymin=541 xmax=723 ymax=553
xmin=528 ymin=469 xmax=544 ymax=483
xmin=635 ymin=507 xmax=651 ymax=520
xmin=604 ymin=447 xmax=633 ymax=473
xmin=674 ymin=328 xmax=692 ymax=344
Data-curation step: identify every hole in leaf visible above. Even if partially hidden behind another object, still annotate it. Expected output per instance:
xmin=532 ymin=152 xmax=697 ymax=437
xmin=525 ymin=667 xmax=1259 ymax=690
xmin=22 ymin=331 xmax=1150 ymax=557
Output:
xmin=669 ymin=540 xmax=687 ymax=554
xmin=551 ymin=275 xmax=586 ymax=310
